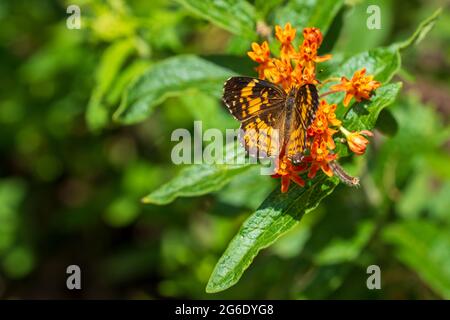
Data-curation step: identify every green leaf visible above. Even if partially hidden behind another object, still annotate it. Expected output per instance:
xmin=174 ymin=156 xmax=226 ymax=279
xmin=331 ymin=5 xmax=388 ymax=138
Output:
xmin=106 ymin=59 xmax=151 ymax=106
xmin=142 ymin=163 xmax=251 ymax=205
xmin=114 ymin=55 xmax=235 ymax=124
xmin=329 ymin=83 xmax=401 ymax=158
xmin=206 ymin=175 xmax=338 ymax=293
xmin=179 ymin=91 xmax=237 ymax=131
xmin=322 ymin=46 xmax=401 ymax=104
xmin=322 ymin=9 xmax=441 ymax=107
xmin=375 ymin=108 xmax=398 ymax=137
xmin=86 ymin=38 xmax=136 ymax=131
xmin=342 ymin=82 xmax=402 ymax=131
xmin=175 ymin=0 xmax=256 ymax=39
xmin=342 ymin=46 xmax=400 ymax=83
xmin=383 ymin=220 xmax=450 ymax=299
xmin=142 ymin=143 xmax=251 ymax=205
xmin=319 ymin=46 xmax=402 ymax=122
xmin=274 ymin=0 xmax=344 ymax=37
xmin=217 ymin=166 xmax=276 ymax=210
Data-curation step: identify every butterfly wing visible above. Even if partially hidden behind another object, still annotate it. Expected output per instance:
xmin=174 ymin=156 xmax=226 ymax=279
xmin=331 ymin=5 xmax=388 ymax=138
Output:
xmin=223 ymin=77 xmax=287 ymax=158
xmin=286 ymin=84 xmax=319 ymax=163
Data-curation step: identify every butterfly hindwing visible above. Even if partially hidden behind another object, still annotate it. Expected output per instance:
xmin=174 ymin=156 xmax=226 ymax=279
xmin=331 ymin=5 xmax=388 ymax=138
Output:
xmin=223 ymin=77 xmax=286 ymax=157
xmin=287 ymin=84 xmax=319 ymax=163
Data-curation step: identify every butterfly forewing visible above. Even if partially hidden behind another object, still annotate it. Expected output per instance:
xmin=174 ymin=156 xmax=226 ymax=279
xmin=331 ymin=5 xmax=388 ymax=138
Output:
xmin=222 ymin=77 xmax=286 ymax=157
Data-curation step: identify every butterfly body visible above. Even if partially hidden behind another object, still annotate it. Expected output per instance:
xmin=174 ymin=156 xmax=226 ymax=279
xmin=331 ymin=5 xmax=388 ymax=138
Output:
xmin=222 ymin=77 xmax=318 ymax=162
xmin=283 ymin=88 xmax=299 ymax=144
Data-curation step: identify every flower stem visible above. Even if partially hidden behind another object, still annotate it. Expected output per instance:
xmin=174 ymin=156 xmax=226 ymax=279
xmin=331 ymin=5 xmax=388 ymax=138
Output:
xmin=319 ymin=90 xmax=341 ymax=98
xmin=317 ymin=77 xmax=340 ymax=88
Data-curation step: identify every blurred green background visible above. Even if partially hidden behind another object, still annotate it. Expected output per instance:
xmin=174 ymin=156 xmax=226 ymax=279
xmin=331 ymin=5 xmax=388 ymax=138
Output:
xmin=0 ymin=0 xmax=449 ymax=299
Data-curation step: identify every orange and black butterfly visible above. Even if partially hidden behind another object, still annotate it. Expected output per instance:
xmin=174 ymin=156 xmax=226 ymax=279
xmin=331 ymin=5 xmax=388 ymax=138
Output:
xmin=222 ymin=77 xmax=319 ymax=163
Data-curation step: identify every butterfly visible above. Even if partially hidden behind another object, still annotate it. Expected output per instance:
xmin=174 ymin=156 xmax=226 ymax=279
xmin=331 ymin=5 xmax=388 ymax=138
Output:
xmin=222 ymin=77 xmax=319 ymax=163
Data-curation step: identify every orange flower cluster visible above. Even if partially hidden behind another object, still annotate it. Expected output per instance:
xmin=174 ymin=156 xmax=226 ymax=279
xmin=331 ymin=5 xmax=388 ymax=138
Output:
xmin=332 ymin=68 xmax=381 ymax=106
xmin=303 ymin=100 xmax=339 ymax=179
xmin=271 ymin=155 xmax=307 ymax=193
xmin=248 ymin=24 xmax=331 ymax=90
xmin=247 ymin=24 xmax=381 ymax=193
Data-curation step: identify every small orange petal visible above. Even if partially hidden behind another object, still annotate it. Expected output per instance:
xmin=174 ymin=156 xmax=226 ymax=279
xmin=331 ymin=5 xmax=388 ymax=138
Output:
xmin=343 ymin=93 xmax=353 ymax=107
xmin=290 ymin=174 xmax=305 ymax=187
xmin=321 ymin=163 xmax=334 ymax=177
xmin=281 ymin=175 xmax=291 ymax=193
xmin=308 ymin=163 xmax=319 ymax=179
xmin=314 ymin=54 xmax=332 ymax=63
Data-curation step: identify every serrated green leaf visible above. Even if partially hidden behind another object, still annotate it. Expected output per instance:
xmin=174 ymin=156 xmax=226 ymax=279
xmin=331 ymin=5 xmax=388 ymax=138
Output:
xmin=175 ymin=0 xmax=256 ymax=39
xmin=206 ymin=175 xmax=338 ymax=293
xmin=114 ymin=55 xmax=235 ymax=124
xmin=274 ymin=0 xmax=344 ymax=37
xmin=86 ymin=38 xmax=136 ymax=131
xmin=142 ymin=163 xmax=251 ymax=205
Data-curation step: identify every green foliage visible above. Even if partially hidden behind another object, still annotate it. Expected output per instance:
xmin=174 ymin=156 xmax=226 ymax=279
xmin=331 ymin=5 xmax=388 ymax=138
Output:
xmin=87 ymin=38 xmax=137 ymax=131
xmin=176 ymin=0 xmax=257 ymax=39
xmin=274 ymin=0 xmax=344 ymax=36
xmin=343 ymin=83 xmax=402 ymax=131
xmin=142 ymin=162 xmax=250 ymax=205
xmin=115 ymin=55 xmax=235 ymax=123
xmin=1 ymin=0 xmax=448 ymax=299
xmin=383 ymin=220 xmax=450 ymax=298
xmin=138 ymin=9 xmax=438 ymax=293
xmin=206 ymin=175 xmax=338 ymax=293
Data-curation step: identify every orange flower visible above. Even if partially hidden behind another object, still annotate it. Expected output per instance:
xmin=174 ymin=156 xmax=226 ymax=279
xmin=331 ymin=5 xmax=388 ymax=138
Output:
xmin=247 ymin=41 xmax=270 ymax=64
xmin=275 ymin=23 xmax=296 ymax=59
xmin=309 ymin=112 xmax=328 ymax=135
xmin=270 ymin=58 xmax=294 ymax=90
xmin=271 ymin=155 xmax=307 ymax=193
xmin=307 ymin=100 xmax=339 ymax=150
xmin=297 ymin=28 xmax=331 ymax=65
xmin=303 ymin=27 xmax=323 ymax=46
xmin=292 ymin=61 xmax=318 ymax=85
xmin=304 ymin=141 xmax=337 ymax=178
xmin=319 ymin=100 xmax=341 ymax=127
xmin=340 ymin=127 xmax=373 ymax=155
xmin=331 ymin=68 xmax=381 ymax=107
xmin=249 ymin=25 xmax=330 ymax=89
xmin=247 ymin=41 xmax=274 ymax=79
